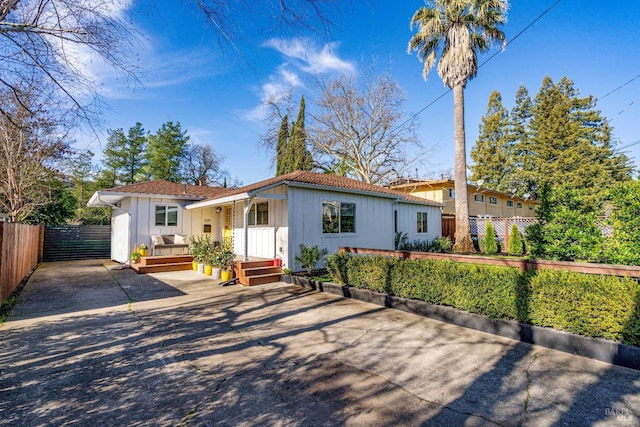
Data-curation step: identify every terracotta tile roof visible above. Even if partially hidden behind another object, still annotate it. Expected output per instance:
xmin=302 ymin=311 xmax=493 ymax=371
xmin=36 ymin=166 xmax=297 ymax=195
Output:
xmin=205 ymin=171 xmax=441 ymax=206
xmin=103 ymin=180 xmax=225 ymax=199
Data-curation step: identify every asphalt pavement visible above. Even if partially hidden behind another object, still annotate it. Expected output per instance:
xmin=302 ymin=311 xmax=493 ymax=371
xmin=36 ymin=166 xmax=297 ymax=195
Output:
xmin=1 ymin=259 xmax=639 ymax=426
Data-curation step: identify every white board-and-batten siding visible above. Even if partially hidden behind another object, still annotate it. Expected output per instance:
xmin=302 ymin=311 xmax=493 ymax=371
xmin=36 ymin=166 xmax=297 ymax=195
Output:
xmin=395 ymin=202 xmax=441 ymax=243
xmin=287 ymin=187 xmax=397 ymax=271
xmin=232 ymin=185 xmax=289 ymax=262
xmin=110 ymin=196 xmax=194 ymax=263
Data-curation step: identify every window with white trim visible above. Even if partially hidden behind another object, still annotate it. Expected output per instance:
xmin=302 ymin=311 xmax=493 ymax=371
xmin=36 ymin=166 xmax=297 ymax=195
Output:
xmin=155 ymin=205 xmax=178 ymax=226
xmin=417 ymin=212 xmax=428 ymax=233
xmin=489 ymin=196 xmax=498 ymax=205
xmin=506 ymin=200 xmax=514 ymax=208
xmin=323 ymin=201 xmax=356 ymax=233
xmin=248 ymin=202 xmax=269 ymax=226
xmin=517 ymin=202 xmax=523 ymax=209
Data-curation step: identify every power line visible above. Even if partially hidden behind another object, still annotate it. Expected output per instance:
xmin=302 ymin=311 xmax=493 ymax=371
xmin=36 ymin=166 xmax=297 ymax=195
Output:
xmin=598 ymin=73 xmax=640 ymax=102
xmin=392 ymin=0 xmax=562 ymax=135
xmin=616 ymin=139 xmax=640 ymax=152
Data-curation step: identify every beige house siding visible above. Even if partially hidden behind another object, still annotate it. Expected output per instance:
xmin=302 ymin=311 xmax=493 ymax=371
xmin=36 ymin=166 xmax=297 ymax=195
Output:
xmin=390 ymin=180 xmax=537 ymax=218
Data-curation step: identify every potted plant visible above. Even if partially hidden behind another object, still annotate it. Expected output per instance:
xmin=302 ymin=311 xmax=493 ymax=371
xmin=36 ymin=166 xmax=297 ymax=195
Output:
xmin=130 ymin=251 xmax=141 ymax=264
xmin=138 ymin=244 xmax=148 ymax=257
xmin=211 ymin=246 xmax=222 ymax=279
xmin=203 ymin=249 xmax=214 ymax=276
xmin=218 ymin=243 xmax=235 ymax=282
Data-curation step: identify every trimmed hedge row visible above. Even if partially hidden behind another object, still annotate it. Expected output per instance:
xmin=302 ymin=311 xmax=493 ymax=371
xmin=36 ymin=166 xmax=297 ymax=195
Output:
xmin=326 ymin=253 xmax=640 ymax=346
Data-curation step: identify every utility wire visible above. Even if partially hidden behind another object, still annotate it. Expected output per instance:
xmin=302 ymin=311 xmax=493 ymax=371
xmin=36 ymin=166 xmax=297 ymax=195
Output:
xmin=392 ymin=0 xmax=562 ymax=135
xmin=598 ymin=73 xmax=640 ymax=102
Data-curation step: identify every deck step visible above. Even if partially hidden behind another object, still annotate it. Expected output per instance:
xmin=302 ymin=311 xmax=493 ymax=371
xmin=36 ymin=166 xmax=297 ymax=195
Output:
xmin=242 ymin=265 xmax=282 ymax=276
xmin=140 ymin=255 xmax=193 ymax=266
xmin=132 ymin=261 xmax=193 ymax=274
xmin=242 ymin=272 xmax=282 ymax=286
xmin=238 ymin=260 xmax=276 ymax=269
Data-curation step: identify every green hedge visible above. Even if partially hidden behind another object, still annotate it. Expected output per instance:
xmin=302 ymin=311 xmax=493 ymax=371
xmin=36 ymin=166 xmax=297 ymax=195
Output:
xmin=326 ymin=253 xmax=640 ymax=346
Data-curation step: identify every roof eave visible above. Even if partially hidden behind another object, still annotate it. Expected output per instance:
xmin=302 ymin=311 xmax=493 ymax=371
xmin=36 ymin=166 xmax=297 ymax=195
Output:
xmin=186 ymin=192 xmax=252 ymax=210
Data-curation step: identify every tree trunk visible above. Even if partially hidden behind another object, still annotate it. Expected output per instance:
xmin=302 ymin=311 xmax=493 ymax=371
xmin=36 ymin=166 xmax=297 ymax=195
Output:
xmin=452 ymin=84 xmax=475 ymax=253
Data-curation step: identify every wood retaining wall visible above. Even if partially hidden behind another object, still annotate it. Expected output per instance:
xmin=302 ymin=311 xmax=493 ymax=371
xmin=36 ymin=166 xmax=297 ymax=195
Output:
xmin=340 ymin=247 xmax=640 ymax=278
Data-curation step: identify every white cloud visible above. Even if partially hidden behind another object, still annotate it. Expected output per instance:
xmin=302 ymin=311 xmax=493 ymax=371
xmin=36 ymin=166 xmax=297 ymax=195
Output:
xmin=242 ymin=65 xmax=304 ymax=123
xmin=242 ymin=38 xmax=354 ymax=123
xmin=265 ymin=38 xmax=355 ymax=74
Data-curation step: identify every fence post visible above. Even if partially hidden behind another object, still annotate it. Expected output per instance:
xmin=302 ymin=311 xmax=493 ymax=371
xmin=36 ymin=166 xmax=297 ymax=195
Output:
xmin=503 ymin=218 xmax=509 ymax=253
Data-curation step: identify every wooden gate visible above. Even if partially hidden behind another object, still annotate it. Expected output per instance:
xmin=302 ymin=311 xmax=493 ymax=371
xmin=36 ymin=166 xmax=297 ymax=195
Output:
xmin=43 ymin=225 xmax=111 ymax=262
xmin=441 ymin=216 xmax=456 ymax=243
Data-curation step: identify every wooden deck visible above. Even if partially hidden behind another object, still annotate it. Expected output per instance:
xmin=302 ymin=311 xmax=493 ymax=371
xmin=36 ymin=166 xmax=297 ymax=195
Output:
xmin=131 ymin=254 xmax=283 ymax=285
xmin=131 ymin=255 xmax=194 ymax=274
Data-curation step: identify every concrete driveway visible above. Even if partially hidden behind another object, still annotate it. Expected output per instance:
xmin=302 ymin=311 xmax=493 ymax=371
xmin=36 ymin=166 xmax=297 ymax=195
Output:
xmin=1 ymin=260 xmax=638 ymax=426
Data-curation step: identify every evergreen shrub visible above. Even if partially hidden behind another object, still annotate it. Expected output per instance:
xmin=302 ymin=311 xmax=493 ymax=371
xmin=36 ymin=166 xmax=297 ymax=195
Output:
xmin=325 ymin=254 xmax=640 ymax=346
xmin=528 ymin=269 xmax=640 ymax=344
xmin=508 ymin=224 xmax=525 ymax=256
xmin=483 ymin=221 xmax=498 ymax=255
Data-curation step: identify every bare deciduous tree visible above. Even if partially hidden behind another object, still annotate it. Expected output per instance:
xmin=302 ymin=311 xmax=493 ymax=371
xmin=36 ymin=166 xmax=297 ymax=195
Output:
xmin=0 ymin=0 xmax=139 ymax=121
xmin=0 ymin=82 xmax=72 ymax=222
xmin=180 ymin=143 xmax=227 ymax=186
xmin=308 ymin=71 xmax=422 ymax=184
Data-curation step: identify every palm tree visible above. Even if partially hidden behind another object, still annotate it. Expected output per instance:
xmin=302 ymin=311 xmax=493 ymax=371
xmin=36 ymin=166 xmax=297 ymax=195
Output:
xmin=408 ymin=0 xmax=507 ymax=252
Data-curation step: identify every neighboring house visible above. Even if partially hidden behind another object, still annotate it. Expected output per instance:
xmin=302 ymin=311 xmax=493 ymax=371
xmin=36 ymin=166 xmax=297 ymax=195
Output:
xmin=388 ymin=178 xmax=538 ymax=218
xmin=88 ymin=171 xmax=443 ymax=270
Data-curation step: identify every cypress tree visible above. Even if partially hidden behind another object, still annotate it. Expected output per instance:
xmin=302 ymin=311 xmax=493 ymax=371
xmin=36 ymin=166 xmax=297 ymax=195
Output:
xmin=290 ymin=96 xmax=312 ymax=172
xmin=275 ymin=96 xmax=313 ymax=176
xmin=275 ymin=114 xmax=290 ymax=176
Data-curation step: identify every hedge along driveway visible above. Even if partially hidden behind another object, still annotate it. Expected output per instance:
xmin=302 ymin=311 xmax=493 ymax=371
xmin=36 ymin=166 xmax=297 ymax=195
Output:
xmin=326 ymin=253 xmax=640 ymax=348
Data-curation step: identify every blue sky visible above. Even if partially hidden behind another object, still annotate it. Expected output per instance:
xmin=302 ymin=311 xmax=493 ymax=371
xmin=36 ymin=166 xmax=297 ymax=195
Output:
xmin=79 ymin=1 xmax=640 ymax=185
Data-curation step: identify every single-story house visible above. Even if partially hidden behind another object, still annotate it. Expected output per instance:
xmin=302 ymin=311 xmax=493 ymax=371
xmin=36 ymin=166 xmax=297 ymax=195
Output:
xmin=88 ymin=171 xmax=443 ymax=271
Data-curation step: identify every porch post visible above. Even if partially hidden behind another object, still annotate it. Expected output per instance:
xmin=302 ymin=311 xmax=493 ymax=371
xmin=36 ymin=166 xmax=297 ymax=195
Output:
xmin=243 ymin=197 xmax=255 ymax=262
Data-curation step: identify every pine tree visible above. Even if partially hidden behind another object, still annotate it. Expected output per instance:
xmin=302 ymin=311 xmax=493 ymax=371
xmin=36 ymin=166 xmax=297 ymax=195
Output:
xmin=528 ymin=76 xmax=631 ymax=210
xmin=124 ymin=122 xmax=148 ymax=184
xmin=508 ymin=84 xmax=535 ymax=197
xmin=100 ymin=128 xmax=127 ymax=186
xmin=146 ymin=121 xmax=189 ymax=182
xmin=470 ymin=91 xmax=511 ymax=192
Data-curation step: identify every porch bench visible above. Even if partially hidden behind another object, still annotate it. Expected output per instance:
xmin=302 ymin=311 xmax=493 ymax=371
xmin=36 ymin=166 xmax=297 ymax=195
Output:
xmin=151 ymin=234 xmax=189 ymax=256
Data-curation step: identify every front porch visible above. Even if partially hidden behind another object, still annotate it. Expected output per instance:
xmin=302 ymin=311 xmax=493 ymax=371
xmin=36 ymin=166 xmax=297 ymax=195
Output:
xmin=131 ymin=254 xmax=283 ymax=286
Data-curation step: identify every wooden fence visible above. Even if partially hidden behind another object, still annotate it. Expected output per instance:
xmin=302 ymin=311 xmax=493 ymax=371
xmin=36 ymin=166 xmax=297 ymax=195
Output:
xmin=43 ymin=225 xmax=110 ymax=262
xmin=0 ymin=223 xmax=43 ymax=302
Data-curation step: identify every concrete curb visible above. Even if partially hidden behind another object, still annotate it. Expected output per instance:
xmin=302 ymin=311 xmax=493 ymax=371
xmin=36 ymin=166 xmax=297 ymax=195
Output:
xmin=283 ymin=275 xmax=640 ymax=371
